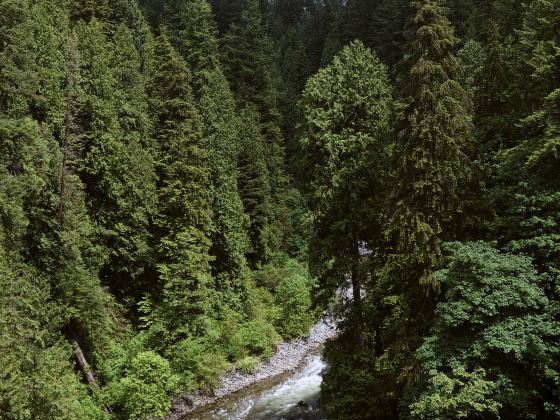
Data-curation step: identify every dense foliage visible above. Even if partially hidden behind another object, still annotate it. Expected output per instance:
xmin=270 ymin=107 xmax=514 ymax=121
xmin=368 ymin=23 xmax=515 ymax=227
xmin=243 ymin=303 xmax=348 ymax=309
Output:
xmin=1 ymin=0 xmax=559 ymax=419
xmin=0 ymin=0 xmax=311 ymax=418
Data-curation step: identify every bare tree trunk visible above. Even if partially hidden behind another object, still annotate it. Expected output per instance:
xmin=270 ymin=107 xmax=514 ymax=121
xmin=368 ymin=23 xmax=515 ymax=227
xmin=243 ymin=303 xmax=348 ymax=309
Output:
xmin=351 ymin=242 xmax=364 ymax=349
xmin=73 ymin=341 xmax=112 ymax=414
xmin=73 ymin=341 xmax=99 ymax=390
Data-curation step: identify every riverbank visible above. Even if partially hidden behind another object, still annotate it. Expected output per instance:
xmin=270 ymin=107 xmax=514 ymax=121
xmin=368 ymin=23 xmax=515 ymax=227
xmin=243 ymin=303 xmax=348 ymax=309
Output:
xmin=166 ymin=317 xmax=337 ymax=419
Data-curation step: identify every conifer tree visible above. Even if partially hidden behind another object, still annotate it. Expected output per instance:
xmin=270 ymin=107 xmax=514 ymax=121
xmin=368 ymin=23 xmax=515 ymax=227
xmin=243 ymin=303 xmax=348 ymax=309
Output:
xmin=390 ymin=0 xmax=472 ymax=288
xmin=340 ymin=0 xmax=372 ymax=46
xmin=210 ymin=0 xmax=247 ymax=33
xmin=166 ymin=0 xmax=250 ymax=282
xmin=301 ymin=40 xmax=394 ymax=419
xmin=0 ymin=245 xmax=102 ymax=419
xmin=0 ymin=0 xmax=38 ymax=118
xmin=301 ymin=41 xmax=392 ymax=346
xmin=33 ymin=6 xmax=112 ymax=356
xmin=221 ymin=0 xmax=281 ymax=133
xmin=107 ymin=23 xmax=158 ymax=297
xmin=74 ymin=18 xmax=158 ymax=302
xmin=515 ymin=0 xmax=560 ymax=167
xmin=106 ymin=0 xmax=155 ymax=75
xmin=278 ymin=26 xmax=311 ymax=179
xmin=492 ymin=0 xmax=523 ymax=37
xmin=222 ymin=0 xmax=289 ymax=264
xmin=273 ymin=0 xmax=305 ymax=27
xmin=370 ymin=0 xmax=409 ymax=66
xmin=237 ymin=108 xmax=275 ymax=266
xmin=475 ymin=20 xmax=511 ymax=151
xmin=0 ymin=1 xmax=110 ymax=409
xmin=149 ymin=31 xmax=213 ymax=341
xmin=199 ymin=72 xmax=250 ymax=282
xmin=167 ymin=0 xmax=221 ymax=79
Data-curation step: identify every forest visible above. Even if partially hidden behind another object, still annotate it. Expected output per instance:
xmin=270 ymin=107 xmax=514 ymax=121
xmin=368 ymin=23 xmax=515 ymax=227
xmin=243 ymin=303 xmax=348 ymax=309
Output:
xmin=0 ymin=0 xmax=558 ymax=418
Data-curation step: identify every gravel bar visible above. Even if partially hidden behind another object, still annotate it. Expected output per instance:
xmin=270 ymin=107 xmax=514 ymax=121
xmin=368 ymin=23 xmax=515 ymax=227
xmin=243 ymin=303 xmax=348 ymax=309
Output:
xmin=166 ymin=317 xmax=338 ymax=419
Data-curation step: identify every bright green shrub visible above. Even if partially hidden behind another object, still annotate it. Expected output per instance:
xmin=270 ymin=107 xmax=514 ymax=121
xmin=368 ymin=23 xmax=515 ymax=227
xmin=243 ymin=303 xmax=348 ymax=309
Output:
xmin=118 ymin=351 xmax=178 ymax=420
xmin=220 ymin=315 xmax=246 ymax=361
xmin=274 ymin=271 xmax=314 ymax=338
xmin=252 ymin=255 xmax=305 ymax=290
xmin=235 ymin=319 xmax=281 ymax=359
xmin=237 ymin=356 xmax=260 ymax=374
xmin=167 ymin=337 xmax=230 ymax=392
xmin=253 ymin=260 xmax=287 ymax=290
xmin=410 ymin=367 xmax=501 ymax=419
xmin=243 ymin=278 xmax=280 ymax=324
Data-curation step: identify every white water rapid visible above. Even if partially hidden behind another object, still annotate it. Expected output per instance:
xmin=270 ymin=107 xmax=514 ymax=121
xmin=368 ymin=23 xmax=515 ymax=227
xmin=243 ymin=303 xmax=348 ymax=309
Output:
xmin=188 ymin=353 xmax=327 ymax=420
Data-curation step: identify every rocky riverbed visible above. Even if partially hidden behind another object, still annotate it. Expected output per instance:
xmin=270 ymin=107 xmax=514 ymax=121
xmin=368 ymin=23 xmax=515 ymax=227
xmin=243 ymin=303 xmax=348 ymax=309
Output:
xmin=166 ymin=317 xmax=337 ymax=419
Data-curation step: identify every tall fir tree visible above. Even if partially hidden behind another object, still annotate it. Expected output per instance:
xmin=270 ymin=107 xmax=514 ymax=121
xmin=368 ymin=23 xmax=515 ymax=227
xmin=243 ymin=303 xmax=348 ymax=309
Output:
xmin=340 ymin=3 xmax=474 ymax=415
xmin=390 ymin=0 xmax=472 ymax=288
xmin=222 ymin=0 xmax=289 ymax=265
xmin=0 ymin=0 xmax=111 ymax=409
xmin=301 ymin=40 xmax=394 ymax=419
xmin=0 ymin=243 xmax=103 ymax=419
xmin=474 ymin=20 xmax=512 ymax=152
xmin=73 ymin=18 xmax=158 ymax=306
xmin=370 ymin=0 xmax=409 ymax=66
xmin=237 ymin=108 xmax=275 ymax=266
xmin=165 ymin=0 xmax=250 ymax=287
xmin=515 ymin=0 xmax=560 ymax=167
xmin=148 ymin=30 xmax=214 ymax=342
xmin=106 ymin=22 xmax=158 ymax=299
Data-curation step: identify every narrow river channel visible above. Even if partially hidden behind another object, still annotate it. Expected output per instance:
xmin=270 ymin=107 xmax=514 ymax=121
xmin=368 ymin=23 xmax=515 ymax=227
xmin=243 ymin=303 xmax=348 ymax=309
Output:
xmin=186 ymin=353 xmax=327 ymax=420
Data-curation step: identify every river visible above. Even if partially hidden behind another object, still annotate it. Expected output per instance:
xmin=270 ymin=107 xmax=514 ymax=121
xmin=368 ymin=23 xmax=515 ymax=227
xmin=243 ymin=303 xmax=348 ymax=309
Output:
xmin=185 ymin=353 xmax=327 ymax=420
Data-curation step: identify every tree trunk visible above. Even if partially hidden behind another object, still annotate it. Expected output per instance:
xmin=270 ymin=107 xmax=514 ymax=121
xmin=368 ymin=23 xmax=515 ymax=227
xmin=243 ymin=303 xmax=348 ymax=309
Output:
xmin=72 ymin=341 xmax=99 ymax=390
xmin=73 ymin=341 xmax=113 ymax=414
xmin=351 ymin=242 xmax=364 ymax=349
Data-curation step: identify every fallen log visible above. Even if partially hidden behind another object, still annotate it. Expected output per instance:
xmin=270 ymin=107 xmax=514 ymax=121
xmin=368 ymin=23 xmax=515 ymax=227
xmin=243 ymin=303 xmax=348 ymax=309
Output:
xmin=73 ymin=341 xmax=99 ymax=390
xmin=73 ymin=340 xmax=112 ymax=414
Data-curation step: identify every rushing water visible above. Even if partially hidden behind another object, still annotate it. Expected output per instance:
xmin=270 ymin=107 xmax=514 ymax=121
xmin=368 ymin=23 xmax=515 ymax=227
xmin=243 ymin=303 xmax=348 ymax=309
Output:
xmin=186 ymin=354 xmax=327 ymax=420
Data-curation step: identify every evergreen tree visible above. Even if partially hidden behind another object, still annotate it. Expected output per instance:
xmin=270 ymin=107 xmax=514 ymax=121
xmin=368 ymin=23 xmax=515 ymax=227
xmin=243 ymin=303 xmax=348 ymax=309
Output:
xmin=106 ymin=0 xmax=155 ymax=74
xmin=0 ymin=2 xmax=109 ymax=413
xmin=474 ymin=20 xmax=512 ymax=152
xmin=272 ymin=0 xmax=306 ymax=27
xmin=167 ymin=0 xmax=221 ymax=78
xmin=319 ymin=10 xmax=342 ymax=67
xmin=34 ymin=4 xmax=112 ymax=362
xmin=514 ymin=0 xmax=560 ymax=167
xmin=70 ymin=0 xmax=110 ymax=22
xmin=492 ymin=0 xmax=523 ymax=38
xmin=106 ymin=23 xmax=158 ymax=299
xmin=165 ymin=0 xmax=250 ymax=283
xmin=370 ymin=0 xmax=409 ymax=66
xmin=301 ymin=40 xmax=392 ymax=346
xmin=210 ymin=0 xmax=247 ymax=33
xmin=330 ymin=3 xmax=474 ymax=416
xmin=200 ymin=72 xmax=250 ymax=283
xmin=390 ymin=0 xmax=472 ymax=288
xmin=0 ymin=0 xmax=38 ymax=118
xmin=72 ymin=19 xmax=159 ymax=308
xmin=222 ymin=0 xmax=289 ymax=265
xmin=457 ymin=39 xmax=485 ymax=101
xmin=413 ymin=242 xmax=559 ymax=418
xmin=149 ymin=31 xmax=213 ymax=341
xmin=0 ymin=248 xmax=103 ymax=419
xmin=277 ymin=26 xmax=311 ymax=180
xmin=237 ymin=109 xmax=275 ymax=266
xmin=301 ymin=40 xmax=393 ymax=419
